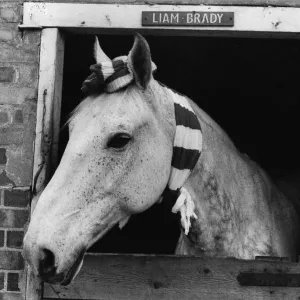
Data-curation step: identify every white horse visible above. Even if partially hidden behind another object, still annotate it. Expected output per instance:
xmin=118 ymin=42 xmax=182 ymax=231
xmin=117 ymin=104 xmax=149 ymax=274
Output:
xmin=23 ymin=34 xmax=300 ymax=285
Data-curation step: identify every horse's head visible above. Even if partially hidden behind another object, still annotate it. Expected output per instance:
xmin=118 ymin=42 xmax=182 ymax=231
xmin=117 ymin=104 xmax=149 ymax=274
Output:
xmin=23 ymin=35 xmax=176 ymax=285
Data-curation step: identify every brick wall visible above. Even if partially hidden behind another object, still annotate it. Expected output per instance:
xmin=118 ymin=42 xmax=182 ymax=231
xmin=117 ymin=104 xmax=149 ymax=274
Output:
xmin=0 ymin=2 xmax=40 ymax=299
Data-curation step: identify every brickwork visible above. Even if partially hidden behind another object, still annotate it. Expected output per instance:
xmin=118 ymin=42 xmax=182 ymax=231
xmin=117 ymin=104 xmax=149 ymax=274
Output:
xmin=0 ymin=1 xmax=41 ymax=299
xmin=0 ymin=68 xmax=14 ymax=83
xmin=0 ymin=186 xmax=31 ymax=298
xmin=3 ymin=190 xmax=30 ymax=208
xmin=6 ymin=273 xmax=19 ymax=292
xmin=6 ymin=232 xmax=23 ymax=249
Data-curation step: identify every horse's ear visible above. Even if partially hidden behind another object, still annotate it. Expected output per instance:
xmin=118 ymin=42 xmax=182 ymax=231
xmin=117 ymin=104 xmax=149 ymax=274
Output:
xmin=94 ymin=37 xmax=111 ymax=63
xmin=128 ymin=34 xmax=152 ymax=89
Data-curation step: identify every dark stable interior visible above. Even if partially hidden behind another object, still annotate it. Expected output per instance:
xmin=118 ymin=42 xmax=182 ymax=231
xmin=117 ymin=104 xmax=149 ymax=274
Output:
xmin=60 ymin=32 xmax=300 ymax=254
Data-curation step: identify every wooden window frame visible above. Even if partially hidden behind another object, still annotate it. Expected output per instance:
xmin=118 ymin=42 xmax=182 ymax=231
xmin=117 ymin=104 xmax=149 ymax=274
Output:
xmin=25 ymin=28 xmax=64 ymax=300
xmin=22 ymin=3 xmax=300 ymax=299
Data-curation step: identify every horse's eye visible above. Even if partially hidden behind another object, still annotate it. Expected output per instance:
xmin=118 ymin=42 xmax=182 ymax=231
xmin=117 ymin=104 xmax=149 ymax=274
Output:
xmin=107 ymin=133 xmax=131 ymax=149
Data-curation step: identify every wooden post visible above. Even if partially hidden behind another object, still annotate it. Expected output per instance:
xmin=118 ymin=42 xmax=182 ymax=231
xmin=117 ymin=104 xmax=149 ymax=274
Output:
xmin=26 ymin=28 xmax=65 ymax=300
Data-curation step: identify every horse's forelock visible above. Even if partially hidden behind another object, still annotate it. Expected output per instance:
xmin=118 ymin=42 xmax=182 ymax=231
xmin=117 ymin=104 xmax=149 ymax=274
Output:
xmin=66 ymin=87 xmax=126 ymax=127
xmin=65 ymin=80 xmax=175 ymax=144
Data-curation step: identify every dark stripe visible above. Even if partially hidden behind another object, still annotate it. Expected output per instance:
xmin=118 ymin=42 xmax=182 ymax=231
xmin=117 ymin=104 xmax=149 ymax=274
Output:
xmin=171 ymin=147 xmax=201 ymax=170
xmin=106 ymin=67 xmax=130 ymax=84
xmin=90 ymin=64 xmax=105 ymax=83
xmin=174 ymin=103 xmax=201 ymax=130
xmin=161 ymin=187 xmax=181 ymax=210
xmin=81 ymin=73 xmax=103 ymax=95
xmin=113 ymin=60 xmax=127 ymax=72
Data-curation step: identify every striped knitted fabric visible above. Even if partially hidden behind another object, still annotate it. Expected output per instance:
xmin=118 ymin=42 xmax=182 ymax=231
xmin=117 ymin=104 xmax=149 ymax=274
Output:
xmin=81 ymin=56 xmax=157 ymax=94
xmin=169 ymin=91 xmax=202 ymax=191
xmin=166 ymin=89 xmax=202 ymax=235
xmin=82 ymin=57 xmax=202 ymax=234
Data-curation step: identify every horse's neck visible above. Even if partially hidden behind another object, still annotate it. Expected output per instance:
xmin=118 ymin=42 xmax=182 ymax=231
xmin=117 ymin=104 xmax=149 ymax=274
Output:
xmin=178 ymin=101 xmax=299 ymax=259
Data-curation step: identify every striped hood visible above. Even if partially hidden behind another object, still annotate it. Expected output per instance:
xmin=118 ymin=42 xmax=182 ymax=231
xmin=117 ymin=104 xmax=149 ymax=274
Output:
xmin=81 ymin=56 xmax=157 ymax=94
xmin=81 ymin=57 xmax=202 ymax=234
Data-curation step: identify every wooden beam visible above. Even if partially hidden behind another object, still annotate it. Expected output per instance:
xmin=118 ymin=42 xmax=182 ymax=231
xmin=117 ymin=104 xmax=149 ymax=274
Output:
xmin=31 ymin=28 xmax=64 ymax=205
xmin=26 ymin=28 xmax=65 ymax=300
xmin=22 ymin=3 xmax=300 ymax=37
xmin=44 ymin=254 xmax=300 ymax=299
xmin=24 ymin=0 xmax=300 ymax=8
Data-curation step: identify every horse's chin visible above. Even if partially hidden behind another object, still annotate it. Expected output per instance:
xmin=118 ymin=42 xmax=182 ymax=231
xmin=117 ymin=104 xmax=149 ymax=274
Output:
xmin=60 ymin=249 xmax=85 ymax=286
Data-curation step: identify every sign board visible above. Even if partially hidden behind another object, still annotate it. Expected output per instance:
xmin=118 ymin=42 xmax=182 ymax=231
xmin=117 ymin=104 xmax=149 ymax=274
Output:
xmin=142 ymin=11 xmax=234 ymax=26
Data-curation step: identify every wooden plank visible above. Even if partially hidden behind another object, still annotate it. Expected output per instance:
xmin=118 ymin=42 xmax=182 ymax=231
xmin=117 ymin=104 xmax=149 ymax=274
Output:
xmin=50 ymin=31 xmax=64 ymax=172
xmin=24 ymin=0 xmax=300 ymax=8
xmin=22 ymin=3 xmax=300 ymax=37
xmin=44 ymin=254 xmax=300 ymax=299
xmin=26 ymin=28 xmax=65 ymax=300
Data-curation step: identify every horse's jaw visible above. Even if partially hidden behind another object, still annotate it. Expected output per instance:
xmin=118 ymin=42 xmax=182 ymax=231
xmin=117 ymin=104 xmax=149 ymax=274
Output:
xmin=86 ymin=215 xmax=127 ymax=251
xmin=60 ymin=216 xmax=132 ymax=285
xmin=54 ymin=212 xmax=129 ymax=286
xmin=60 ymin=250 xmax=85 ymax=286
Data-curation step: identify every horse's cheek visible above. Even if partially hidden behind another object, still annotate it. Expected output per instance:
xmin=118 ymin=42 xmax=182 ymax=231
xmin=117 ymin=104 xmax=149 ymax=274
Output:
xmin=123 ymin=140 xmax=171 ymax=213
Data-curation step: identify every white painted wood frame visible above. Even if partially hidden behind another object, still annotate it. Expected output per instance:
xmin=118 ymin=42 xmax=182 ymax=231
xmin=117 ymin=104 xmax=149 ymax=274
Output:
xmin=22 ymin=3 xmax=300 ymax=37
xmin=22 ymin=3 xmax=300 ymax=299
xmin=27 ymin=28 xmax=64 ymax=300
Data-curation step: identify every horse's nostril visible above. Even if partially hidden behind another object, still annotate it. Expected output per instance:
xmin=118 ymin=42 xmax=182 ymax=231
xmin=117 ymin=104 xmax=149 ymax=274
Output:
xmin=40 ymin=248 xmax=56 ymax=275
xmin=38 ymin=248 xmax=65 ymax=284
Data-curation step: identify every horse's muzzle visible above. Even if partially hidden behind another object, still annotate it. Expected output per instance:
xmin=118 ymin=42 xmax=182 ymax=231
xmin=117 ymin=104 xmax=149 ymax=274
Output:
xmin=23 ymin=243 xmax=85 ymax=285
xmin=37 ymin=248 xmax=85 ymax=285
xmin=38 ymin=249 xmax=65 ymax=284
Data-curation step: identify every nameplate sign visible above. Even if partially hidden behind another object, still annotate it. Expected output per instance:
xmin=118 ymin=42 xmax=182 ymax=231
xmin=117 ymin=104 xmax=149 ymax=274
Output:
xmin=142 ymin=11 xmax=234 ymax=27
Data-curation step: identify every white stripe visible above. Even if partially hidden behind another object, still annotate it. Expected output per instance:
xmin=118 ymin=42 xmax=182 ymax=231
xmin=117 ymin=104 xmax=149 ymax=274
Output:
xmin=106 ymin=73 xmax=133 ymax=92
xmin=174 ymin=126 xmax=203 ymax=152
xmin=101 ymin=61 xmax=114 ymax=81
xmin=168 ymin=168 xmax=191 ymax=190
xmin=168 ymin=89 xmax=194 ymax=113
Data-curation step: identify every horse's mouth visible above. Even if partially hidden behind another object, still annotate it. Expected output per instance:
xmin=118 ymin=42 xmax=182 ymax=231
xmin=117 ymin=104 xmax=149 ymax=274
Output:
xmin=60 ymin=249 xmax=85 ymax=286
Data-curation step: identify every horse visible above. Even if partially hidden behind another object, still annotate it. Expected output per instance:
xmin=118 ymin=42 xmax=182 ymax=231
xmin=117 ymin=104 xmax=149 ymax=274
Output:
xmin=23 ymin=34 xmax=300 ymax=286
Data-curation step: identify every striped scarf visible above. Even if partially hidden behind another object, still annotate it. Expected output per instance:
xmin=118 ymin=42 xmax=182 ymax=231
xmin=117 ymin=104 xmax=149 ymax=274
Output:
xmin=165 ymin=89 xmax=202 ymax=234
xmin=82 ymin=57 xmax=202 ymax=235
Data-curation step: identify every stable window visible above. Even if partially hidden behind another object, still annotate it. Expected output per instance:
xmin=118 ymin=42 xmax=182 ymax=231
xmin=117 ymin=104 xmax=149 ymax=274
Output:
xmin=22 ymin=3 xmax=300 ymax=299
